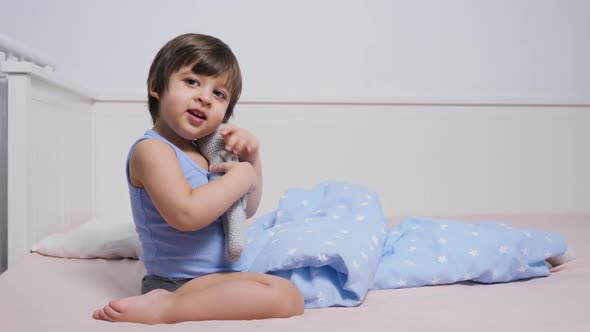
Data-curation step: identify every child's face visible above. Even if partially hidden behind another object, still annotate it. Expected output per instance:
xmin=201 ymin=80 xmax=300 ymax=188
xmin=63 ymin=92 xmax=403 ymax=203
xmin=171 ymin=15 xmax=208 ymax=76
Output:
xmin=152 ymin=64 xmax=230 ymax=141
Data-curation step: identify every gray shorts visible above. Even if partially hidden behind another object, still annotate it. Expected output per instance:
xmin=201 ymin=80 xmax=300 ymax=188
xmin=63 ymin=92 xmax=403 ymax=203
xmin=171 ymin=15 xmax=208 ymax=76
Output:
xmin=141 ymin=274 xmax=193 ymax=294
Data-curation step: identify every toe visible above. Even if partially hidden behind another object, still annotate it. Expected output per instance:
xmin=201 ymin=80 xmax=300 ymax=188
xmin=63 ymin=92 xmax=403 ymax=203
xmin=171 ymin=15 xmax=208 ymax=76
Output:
xmin=98 ymin=308 xmax=113 ymax=322
xmin=103 ymin=304 xmax=121 ymax=321
xmin=108 ymin=299 xmax=126 ymax=313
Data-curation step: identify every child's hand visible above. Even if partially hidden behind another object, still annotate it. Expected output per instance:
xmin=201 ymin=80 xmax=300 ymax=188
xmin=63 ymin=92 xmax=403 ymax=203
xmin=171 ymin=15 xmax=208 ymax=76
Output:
xmin=209 ymin=161 xmax=257 ymax=193
xmin=220 ymin=125 xmax=260 ymax=163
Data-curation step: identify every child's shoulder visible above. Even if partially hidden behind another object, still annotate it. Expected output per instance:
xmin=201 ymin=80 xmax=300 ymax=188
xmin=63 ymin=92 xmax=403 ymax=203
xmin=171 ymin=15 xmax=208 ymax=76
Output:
xmin=131 ymin=138 xmax=176 ymax=162
xmin=129 ymin=138 xmax=176 ymax=169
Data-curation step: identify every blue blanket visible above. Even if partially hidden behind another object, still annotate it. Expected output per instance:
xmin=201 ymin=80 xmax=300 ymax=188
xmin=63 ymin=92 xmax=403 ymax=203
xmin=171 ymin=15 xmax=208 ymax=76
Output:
xmin=241 ymin=182 xmax=567 ymax=309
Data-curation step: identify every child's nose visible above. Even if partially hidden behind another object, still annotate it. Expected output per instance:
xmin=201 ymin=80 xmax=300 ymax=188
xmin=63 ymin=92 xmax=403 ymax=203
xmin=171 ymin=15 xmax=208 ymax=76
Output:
xmin=196 ymin=92 xmax=211 ymax=105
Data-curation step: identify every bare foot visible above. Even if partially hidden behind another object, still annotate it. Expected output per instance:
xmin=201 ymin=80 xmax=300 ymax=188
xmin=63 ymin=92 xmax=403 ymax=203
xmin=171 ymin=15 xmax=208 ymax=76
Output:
xmin=92 ymin=289 xmax=174 ymax=324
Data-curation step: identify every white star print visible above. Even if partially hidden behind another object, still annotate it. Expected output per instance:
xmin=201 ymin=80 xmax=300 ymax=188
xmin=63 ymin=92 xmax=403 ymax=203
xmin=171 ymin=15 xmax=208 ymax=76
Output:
xmin=287 ymin=248 xmax=297 ymax=256
xmin=397 ymin=279 xmax=407 ymax=287
xmin=471 ymin=232 xmax=479 ymax=236
xmin=544 ymin=251 xmax=551 ymax=258
xmin=325 ymin=241 xmax=336 ymax=246
xmin=545 ymin=236 xmax=552 ymax=242
xmin=368 ymin=243 xmax=375 ymax=251
xmin=317 ymin=291 xmax=326 ymax=302
xmin=360 ymin=201 xmax=369 ymax=206
xmin=440 ymin=224 xmax=449 ymax=230
xmin=411 ymin=226 xmax=419 ymax=230
xmin=305 ymin=229 xmax=313 ymax=233
xmin=333 ymin=215 xmax=341 ymax=220
xmin=499 ymin=246 xmax=509 ymax=254
xmin=360 ymin=251 xmax=369 ymax=261
xmin=247 ymin=239 xmax=254 ymax=244
xmin=337 ymin=205 xmax=346 ymax=209
xmin=523 ymin=232 xmax=532 ymax=238
xmin=468 ymin=249 xmax=479 ymax=257
xmin=304 ymin=218 xmax=313 ymax=222
xmin=301 ymin=200 xmax=309 ymax=207
xmin=276 ymin=211 xmax=284 ymax=218
xmin=318 ymin=253 xmax=328 ymax=262
xmin=268 ymin=231 xmax=276 ymax=237
xmin=371 ymin=235 xmax=379 ymax=245
xmin=519 ymin=266 xmax=527 ymax=273
xmin=281 ymin=194 xmax=288 ymax=199
xmin=406 ymin=260 xmax=416 ymax=266
xmin=343 ymin=186 xmax=351 ymax=190
xmin=438 ymin=256 xmax=447 ymax=263
xmin=408 ymin=246 xmax=417 ymax=252
xmin=352 ymin=260 xmax=360 ymax=270
xmin=271 ymin=239 xmax=280 ymax=244
xmin=522 ymin=248 xmax=529 ymax=256
xmin=438 ymin=237 xmax=448 ymax=244
xmin=463 ymin=272 xmax=472 ymax=279
xmin=340 ymin=229 xmax=350 ymax=234
xmin=356 ymin=215 xmax=366 ymax=222
xmin=430 ymin=277 xmax=441 ymax=285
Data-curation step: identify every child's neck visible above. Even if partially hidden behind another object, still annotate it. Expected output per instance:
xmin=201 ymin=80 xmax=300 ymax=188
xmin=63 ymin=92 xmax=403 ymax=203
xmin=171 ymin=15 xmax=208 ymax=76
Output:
xmin=152 ymin=123 xmax=193 ymax=152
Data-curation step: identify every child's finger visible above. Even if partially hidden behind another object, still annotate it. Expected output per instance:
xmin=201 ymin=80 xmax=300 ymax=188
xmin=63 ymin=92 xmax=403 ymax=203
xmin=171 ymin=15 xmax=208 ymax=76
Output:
xmin=220 ymin=124 xmax=235 ymax=137
xmin=224 ymin=134 xmax=239 ymax=151
xmin=209 ymin=162 xmax=237 ymax=173
xmin=233 ymin=140 xmax=246 ymax=155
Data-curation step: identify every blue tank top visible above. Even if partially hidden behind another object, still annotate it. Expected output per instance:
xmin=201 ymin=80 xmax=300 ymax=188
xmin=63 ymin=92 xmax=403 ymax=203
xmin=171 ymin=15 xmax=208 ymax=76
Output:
xmin=126 ymin=130 xmax=245 ymax=278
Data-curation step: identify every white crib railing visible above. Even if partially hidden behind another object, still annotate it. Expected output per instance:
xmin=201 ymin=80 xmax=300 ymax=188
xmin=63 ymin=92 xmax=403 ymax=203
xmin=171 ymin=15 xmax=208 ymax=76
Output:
xmin=0 ymin=34 xmax=55 ymax=71
xmin=0 ymin=38 xmax=94 ymax=272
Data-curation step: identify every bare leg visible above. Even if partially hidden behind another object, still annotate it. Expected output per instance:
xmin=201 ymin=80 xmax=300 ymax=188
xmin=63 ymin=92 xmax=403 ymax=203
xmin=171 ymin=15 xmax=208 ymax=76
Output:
xmin=92 ymin=272 xmax=304 ymax=324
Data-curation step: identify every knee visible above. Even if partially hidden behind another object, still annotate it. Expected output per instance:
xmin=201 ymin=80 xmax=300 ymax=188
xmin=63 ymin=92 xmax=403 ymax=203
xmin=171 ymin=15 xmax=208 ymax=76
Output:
xmin=271 ymin=279 xmax=304 ymax=318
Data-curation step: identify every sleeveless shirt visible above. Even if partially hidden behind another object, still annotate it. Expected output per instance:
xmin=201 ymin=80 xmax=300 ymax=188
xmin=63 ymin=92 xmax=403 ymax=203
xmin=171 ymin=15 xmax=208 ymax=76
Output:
xmin=126 ymin=130 xmax=244 ymax=278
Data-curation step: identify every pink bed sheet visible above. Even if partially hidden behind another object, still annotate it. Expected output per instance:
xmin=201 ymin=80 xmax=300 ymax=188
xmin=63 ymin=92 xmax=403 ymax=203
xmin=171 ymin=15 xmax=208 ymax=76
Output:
xmin=1 ymin=214 xmax=589 ymax=332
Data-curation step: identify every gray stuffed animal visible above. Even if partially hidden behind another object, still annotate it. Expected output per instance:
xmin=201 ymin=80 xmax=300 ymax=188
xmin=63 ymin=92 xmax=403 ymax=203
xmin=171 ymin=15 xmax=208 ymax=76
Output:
xmin=193 ymin=126 xmax=246 ymax=262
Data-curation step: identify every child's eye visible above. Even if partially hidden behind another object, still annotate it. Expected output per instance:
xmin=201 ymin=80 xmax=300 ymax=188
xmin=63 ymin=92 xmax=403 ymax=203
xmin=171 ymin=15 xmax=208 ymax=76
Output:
xmin=185 ymin=79 xmax=199 ymax=86
xmin=214 ymin=90 xmax=226 ymax=99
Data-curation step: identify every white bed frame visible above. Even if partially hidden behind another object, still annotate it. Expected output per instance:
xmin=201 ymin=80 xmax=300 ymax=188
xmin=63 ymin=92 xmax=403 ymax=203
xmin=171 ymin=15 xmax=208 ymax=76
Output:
xmin=2 ymin=38 xmax=589 ymax=272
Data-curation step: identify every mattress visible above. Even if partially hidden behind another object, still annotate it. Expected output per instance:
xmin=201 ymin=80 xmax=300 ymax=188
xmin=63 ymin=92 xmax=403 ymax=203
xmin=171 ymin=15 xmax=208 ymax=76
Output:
xmin=1 ymin=214 xmax=588 ymax=332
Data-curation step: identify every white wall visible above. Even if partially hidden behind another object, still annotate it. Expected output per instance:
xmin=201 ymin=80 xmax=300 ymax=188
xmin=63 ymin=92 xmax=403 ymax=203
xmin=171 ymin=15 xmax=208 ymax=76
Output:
xmin=92 ymin=102 xmax=590 ymax=218
xmin=2 ymin=1 xmax=589 ymax=219
xmin=0 ymin=0 xmax=588 ymax=103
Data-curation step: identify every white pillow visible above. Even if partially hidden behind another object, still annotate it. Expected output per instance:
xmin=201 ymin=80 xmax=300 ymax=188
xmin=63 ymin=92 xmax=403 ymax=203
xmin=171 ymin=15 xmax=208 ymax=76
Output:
xmin=31 ymin=216 xmax=142 ymax=259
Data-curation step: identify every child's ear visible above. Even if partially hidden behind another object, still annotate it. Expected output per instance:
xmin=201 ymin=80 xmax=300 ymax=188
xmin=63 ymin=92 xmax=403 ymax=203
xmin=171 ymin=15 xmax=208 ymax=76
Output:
xmin=150 ymin=90 xmax=160 ymax=99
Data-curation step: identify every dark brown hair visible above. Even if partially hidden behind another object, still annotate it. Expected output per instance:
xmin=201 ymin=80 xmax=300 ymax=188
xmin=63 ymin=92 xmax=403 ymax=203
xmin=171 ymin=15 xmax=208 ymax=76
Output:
xmin=147 ymin=33 xmax=242 ymax=123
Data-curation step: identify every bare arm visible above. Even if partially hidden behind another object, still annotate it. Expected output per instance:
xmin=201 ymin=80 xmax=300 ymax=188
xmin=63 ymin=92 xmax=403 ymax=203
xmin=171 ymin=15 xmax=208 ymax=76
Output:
xmin=244 ymin=152 xmax=263 ymax=218
xmin=129 ymin=139 xmax=256 ymax=231
xmin=219 ymin=125 xmax=263 ymax=218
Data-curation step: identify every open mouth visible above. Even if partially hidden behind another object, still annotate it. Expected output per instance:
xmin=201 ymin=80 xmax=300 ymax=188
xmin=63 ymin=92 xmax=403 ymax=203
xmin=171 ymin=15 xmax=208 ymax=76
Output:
xmin=187 ymin=109 xmax=207 ymax=120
